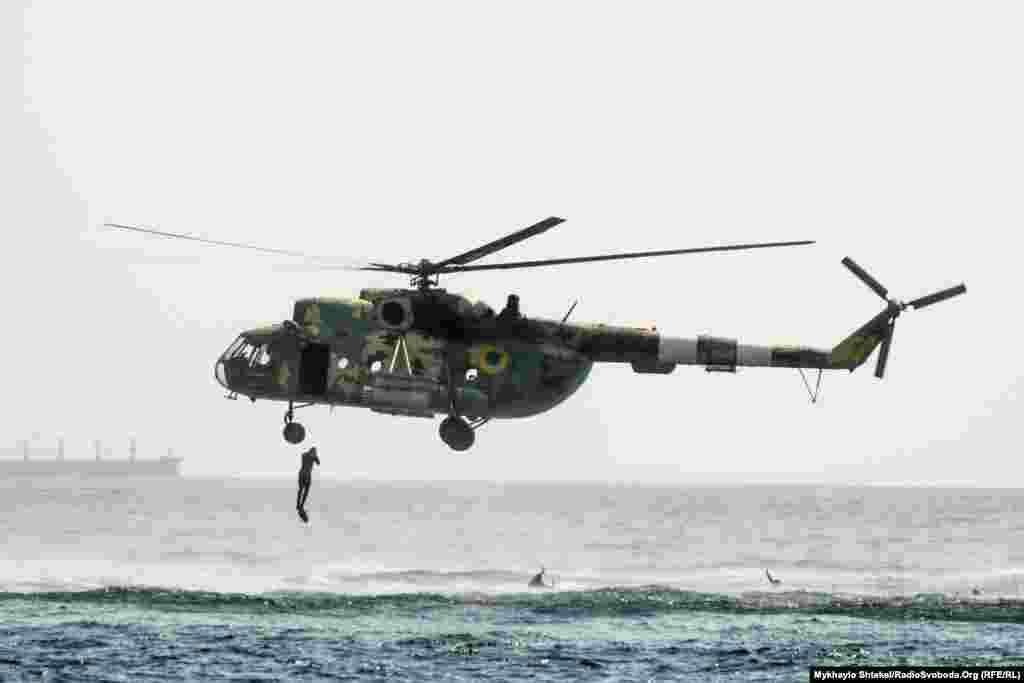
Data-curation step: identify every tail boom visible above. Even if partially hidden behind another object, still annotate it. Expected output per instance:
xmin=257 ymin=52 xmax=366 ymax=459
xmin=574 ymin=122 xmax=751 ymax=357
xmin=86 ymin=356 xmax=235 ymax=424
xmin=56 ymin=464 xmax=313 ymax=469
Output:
xmin=570 ymin=289 xmax=944 ymax=376
xmin=655 ymin=335 xmax=833 ymax=371
xmin=566 ymin=323 xmax=833 ymax=372
xmin=652 ymin=305 xmax=894 ymax=373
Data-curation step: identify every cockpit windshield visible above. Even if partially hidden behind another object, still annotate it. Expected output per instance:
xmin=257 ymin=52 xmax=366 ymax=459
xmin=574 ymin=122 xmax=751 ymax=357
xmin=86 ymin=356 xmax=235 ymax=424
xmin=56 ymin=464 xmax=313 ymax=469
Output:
xmin=221 ymin=336 xmax=245 ymax=360
xmin=215 ymin=335 xmax=277 ymax=389
xmin=222 ymin=337 xmax=274 ymax=368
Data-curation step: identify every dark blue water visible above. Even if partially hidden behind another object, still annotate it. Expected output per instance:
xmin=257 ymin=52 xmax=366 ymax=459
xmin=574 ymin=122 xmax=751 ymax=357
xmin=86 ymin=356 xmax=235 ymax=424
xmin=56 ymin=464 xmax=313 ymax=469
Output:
xmin=2 ymin=587 xmax=1023 ymax=681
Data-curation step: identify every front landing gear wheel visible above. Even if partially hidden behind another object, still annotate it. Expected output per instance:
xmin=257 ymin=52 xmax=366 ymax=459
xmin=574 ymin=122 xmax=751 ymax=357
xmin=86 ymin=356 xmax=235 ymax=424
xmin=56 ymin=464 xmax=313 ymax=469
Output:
xmin=439 ymin=416 xmax=474 ymax=451
xmin=283 ymin=421 xmax=306 ymax=444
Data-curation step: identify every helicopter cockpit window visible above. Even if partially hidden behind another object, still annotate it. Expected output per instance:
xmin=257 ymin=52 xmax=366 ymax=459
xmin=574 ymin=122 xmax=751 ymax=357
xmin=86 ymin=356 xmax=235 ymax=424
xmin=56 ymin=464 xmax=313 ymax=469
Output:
xmin=253 ymin=346 xmax=272 ymax=368
xmin=224 ymin=339 xmax=274 ymax=369
xmin=222 ymin=336 xmax=246 ymax=360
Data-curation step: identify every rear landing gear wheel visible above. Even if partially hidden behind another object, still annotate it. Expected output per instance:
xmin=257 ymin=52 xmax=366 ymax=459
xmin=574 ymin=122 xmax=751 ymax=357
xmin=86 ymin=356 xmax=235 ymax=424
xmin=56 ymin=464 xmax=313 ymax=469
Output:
xmin=439 ymin=416 xmax=474 ymax=451
xmin=283 ymin=421 xmax=306 ymax=444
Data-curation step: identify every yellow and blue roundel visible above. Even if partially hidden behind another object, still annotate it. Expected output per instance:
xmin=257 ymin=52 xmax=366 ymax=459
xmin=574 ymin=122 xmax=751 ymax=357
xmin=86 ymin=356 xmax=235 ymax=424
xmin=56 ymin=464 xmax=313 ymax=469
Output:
xmin=477 ymin=344 xmax=509 ymax=375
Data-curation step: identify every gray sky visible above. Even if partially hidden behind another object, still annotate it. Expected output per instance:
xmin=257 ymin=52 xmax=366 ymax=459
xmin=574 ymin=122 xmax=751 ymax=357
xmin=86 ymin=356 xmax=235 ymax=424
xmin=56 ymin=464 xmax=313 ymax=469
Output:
xmin=6 ymin=1 xmax=1021 ymax=484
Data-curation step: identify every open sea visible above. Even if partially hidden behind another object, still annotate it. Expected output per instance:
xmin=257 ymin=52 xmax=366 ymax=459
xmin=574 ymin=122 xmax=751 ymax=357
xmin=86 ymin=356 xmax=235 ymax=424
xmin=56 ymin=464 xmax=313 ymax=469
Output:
xmin=1 ymin=476 xmax=1022 ymax=681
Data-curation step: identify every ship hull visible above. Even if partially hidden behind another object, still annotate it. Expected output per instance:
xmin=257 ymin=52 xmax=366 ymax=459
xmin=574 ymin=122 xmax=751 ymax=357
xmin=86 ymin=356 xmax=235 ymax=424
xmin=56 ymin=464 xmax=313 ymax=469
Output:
xmin=0 ymin=459 xmax=182 ymax=478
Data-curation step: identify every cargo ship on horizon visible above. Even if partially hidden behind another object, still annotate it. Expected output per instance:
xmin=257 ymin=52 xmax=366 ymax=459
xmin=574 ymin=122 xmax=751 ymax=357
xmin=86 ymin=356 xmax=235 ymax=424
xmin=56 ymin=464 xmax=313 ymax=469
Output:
xmin=0 ymin=438 xmax=182 ymax=478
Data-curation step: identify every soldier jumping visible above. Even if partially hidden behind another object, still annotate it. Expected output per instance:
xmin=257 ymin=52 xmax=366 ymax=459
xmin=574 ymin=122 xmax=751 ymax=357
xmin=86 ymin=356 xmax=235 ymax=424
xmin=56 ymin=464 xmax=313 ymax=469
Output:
xmin=296 ymin=446 xmax=320 ymax=523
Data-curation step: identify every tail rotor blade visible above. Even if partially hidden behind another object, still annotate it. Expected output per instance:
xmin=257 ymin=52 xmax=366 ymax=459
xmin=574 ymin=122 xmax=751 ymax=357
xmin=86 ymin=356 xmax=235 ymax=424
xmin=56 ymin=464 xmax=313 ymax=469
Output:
xmin=907 ymin=283 xmax=967 ymax=310
xmin=874 ymin=325 xmax=895 ymax=379
xmin=842 ymin=257 xmax=889 ymax=301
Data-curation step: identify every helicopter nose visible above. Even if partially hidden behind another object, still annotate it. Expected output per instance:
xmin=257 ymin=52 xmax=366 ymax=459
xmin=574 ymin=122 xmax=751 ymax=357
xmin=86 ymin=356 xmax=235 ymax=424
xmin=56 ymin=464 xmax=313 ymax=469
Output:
xmin=214 ymin=357 xmax=230 ymax=389
xmin=214 ymin=335 xmax=248 ymax=390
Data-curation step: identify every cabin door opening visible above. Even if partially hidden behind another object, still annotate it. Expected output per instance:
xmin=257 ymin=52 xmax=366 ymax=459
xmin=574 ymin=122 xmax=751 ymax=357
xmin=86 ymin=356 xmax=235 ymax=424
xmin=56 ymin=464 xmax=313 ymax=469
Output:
xmin=299 ymin=343 xmax=330 ymax=396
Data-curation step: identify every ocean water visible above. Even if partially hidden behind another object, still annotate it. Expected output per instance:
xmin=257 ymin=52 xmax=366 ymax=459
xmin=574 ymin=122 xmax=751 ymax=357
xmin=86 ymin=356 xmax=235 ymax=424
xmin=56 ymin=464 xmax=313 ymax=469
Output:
xmin=1 ymin=477 xmax=1023 ymax=680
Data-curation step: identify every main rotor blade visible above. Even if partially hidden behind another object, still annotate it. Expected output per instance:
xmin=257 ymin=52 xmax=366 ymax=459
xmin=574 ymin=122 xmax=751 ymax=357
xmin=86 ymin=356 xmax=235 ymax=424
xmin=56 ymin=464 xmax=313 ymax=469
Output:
xmin=359 ymin=264 xmax=421 ymax=274
xmin=436 ymin=239 xmax=815 ymax=273
xmin=907 ymin=283 xmax=967 ymax=310
xmin=430 ymin=216 xmax=566 ymax=271
xmin=841 ymin=257 xmax=889 ymax=301
xmin=104 ymin=223 xmax=342 ymax=262
xmin=259 ymin=263 xmax=421 ymax=274
xmin=270 ymin=263 xmax=366 ymax=273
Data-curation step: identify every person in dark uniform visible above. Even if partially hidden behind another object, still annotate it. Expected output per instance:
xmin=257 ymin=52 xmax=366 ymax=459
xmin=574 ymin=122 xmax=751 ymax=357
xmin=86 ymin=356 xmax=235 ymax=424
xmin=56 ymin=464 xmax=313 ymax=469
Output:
xmin=296 ymin=446 xmax=320 ymax=523
xmin=528 ymin=566 xmax=553 ymax=589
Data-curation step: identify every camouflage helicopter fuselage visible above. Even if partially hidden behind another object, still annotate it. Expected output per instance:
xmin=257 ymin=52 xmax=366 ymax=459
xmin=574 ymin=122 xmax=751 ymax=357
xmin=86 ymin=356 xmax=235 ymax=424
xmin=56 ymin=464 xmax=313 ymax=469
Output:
xmin=103 ymin=219 xmax=965 ymax=450
xmin=215 ymin=286 xmax=883 ymax=423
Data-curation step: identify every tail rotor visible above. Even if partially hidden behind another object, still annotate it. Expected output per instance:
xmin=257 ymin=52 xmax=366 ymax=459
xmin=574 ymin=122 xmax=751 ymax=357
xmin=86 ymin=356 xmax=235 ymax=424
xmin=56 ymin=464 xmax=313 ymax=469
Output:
xmin=840 ymin=257 xmax=966 ymax=379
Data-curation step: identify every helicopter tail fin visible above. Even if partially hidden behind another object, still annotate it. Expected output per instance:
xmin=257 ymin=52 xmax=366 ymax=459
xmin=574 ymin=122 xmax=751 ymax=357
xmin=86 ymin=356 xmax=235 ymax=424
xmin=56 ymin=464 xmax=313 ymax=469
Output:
xmin=829 ymin=307 xmax=892 ymax=373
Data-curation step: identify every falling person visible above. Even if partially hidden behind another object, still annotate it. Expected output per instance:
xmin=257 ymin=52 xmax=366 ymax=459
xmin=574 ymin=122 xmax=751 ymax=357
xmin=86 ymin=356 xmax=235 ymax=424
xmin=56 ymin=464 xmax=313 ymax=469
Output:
xmin=296 ymin=446 xmax=320 ymax=523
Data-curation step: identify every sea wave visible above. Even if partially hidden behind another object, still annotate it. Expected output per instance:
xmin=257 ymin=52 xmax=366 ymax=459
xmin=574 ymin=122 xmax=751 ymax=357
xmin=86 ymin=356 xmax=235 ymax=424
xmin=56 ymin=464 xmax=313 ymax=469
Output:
xmin=2 ymin=585 xmax=1023 ymax=623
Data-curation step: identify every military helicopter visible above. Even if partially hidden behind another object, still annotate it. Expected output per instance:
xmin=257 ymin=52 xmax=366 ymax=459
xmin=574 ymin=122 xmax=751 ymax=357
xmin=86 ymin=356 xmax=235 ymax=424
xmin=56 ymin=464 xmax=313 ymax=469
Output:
xmin=105 ymin=218 xmax=966 ymax=451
